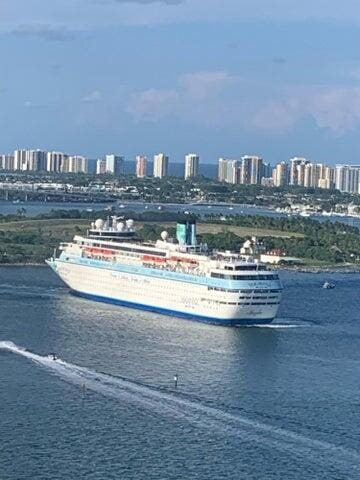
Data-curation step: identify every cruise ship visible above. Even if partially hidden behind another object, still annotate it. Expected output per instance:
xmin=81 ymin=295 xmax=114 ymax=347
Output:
xmin=47 ymin=218 xmax=282 ymax=326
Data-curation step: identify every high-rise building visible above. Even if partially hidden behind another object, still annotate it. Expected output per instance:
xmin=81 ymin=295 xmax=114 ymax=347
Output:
xmin=296 ymin=162 xmax=333 ymax=189
xmin=136 ymin=155 xmax=147 ymax=178
xmin=218 ymin=158 xmax=240 ymax=184
xmin=153 ymin=153 xmax=169 ymax=179
xmin=105 ymin=154 xmax=124 ymax=175
xmin=14 ymin=150 xmax=27 ymax=171
xmin=262 ymin=162 xmax=272 ymax=179
xmin=250 ymin=156 xmax=263 ymax=185
xmin=184 ymin=154 xmax=200 ymax=180
xmin=272 ymin=162 xmax=289 ymax=187
xmin=240 ymin=156 xmax=264 ymax=185
xmin=303 ymin=163 xmax=312 ymax=188
xmin=24 ymin=150 xmax=47 ymax=171
xmin=46 ymin=152 xmax=65 ymax=172
xmin=220 ymin=156 xmax=264 ymax=185
xmin=335 ymin=165 xmax=360 ymax=193
xmin=60 ymin=155 xmax=70 ymax=173
xmin=240 ymin=156 xmax=252 ymax=184
xmin=69 ymin=156 xmax=88 ymax=174
xmin=318 ymin=166 xmax=335 ymax=190
xmin=218 ymin=158 xmax=228 ymax=182
xmin=289 ymin=157 xmax=308 ymax=185
xmin=0 ymin=155 xmax=14 ymax=170
xmin=96 ymin=159 xmax=106 ymax=175
xmin=226 ymin=160 xmax=241 ymax=184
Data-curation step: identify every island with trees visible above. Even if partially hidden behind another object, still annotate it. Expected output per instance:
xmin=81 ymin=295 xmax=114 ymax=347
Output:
xmin=0 ymin=208 xmax=359 ymax=269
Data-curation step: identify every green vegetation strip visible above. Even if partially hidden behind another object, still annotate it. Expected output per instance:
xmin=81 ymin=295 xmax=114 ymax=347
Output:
xmin=0 ymin=209 xmax=358 ymax=266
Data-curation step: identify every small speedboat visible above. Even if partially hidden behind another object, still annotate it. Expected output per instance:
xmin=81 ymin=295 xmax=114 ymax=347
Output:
xmin=322 ymin=281 xmax=335 ymax=289
xmin=48 ymin=352 xmax=59 ymax=361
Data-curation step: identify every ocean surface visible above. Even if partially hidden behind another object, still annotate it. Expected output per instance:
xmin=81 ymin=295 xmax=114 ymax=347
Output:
xmin=1 ymin=267 xmax=360 ymax=479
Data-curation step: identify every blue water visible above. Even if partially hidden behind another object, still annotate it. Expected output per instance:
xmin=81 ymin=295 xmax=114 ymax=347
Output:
xmin=2 ymin=200 xmax=360 ymax=230
xmin=1 ymin=267 xmax=360 ymax=479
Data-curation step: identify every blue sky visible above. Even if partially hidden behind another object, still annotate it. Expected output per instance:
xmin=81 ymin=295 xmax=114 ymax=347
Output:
xmin=1 ymin=0 xmax=360 ymax=164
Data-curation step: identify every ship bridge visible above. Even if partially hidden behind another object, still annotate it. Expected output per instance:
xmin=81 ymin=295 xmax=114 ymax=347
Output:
xmin=87 ymin=217 xmax=139 ymax=243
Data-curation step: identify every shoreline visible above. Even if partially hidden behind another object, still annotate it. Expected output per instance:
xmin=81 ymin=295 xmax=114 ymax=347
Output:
xmin=274 ymin=264 xmax=360 ymax=274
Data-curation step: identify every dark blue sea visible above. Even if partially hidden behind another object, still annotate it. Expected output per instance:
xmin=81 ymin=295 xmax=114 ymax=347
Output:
xmin=1 ymin=267 xmax=360 ymax=479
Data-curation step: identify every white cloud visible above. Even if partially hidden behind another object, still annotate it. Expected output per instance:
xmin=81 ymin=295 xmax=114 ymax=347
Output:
xmin=126 ymin=70 xmax=238 ymax=125
xmin=126 ymin=70 xmax=360 ymax=135
xmin=11 ymin=24 xmax=76 ymax=41
xmin=179 ymin=71 xmax=236 ymax=99
xmin=126 ymin=88 xmax=178 ymax=120
xmin=253 ymin=87 xmax=360 ymax=134
xmin=82 ymin=90 xmax=103 ymax=103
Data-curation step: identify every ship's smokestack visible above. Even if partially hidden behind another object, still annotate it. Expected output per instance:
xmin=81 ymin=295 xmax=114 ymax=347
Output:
xmin=176 ymin=220 xmax=197 ymax=246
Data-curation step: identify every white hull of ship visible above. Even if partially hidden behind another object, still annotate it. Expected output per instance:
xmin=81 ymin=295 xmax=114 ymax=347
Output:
xmin=49 ymin=259 xmax=281 ymax=326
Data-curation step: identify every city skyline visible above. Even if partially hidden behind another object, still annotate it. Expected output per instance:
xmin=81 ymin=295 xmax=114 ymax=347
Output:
xmin=3 ymin=145 xmax=360 ymax=195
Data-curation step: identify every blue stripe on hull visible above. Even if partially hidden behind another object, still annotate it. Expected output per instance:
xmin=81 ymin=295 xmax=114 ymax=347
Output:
xmin=70 ymin=290 xmax=275 ymax=327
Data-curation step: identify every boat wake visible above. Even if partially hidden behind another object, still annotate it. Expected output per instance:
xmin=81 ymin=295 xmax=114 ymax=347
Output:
xmin=1 ymin=340 xmax=359 ymax=473
xmin=244 ymin=323 xmax=305 ymax=329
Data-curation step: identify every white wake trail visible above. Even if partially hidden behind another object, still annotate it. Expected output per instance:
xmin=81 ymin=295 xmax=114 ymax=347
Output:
xmin=1 ymin=341 xmax=359 ymax=473
xmin=245 ymin=324 xmax=305 ymax=329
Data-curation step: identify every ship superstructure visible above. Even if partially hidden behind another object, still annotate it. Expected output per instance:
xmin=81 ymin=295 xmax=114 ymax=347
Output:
xmin=47 ymin=217 xmax=282 ymax=326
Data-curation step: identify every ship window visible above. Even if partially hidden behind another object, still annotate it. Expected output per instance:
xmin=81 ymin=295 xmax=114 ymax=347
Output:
xmin=211 ymin=273 xmax=279 ymax=281
xmin=232 ymin=265 xmax=268 ymax=271
xmin=207 ymin=287 xmax=240 ymax=293
xmin=211 ymin=273 xmax=226 ymax=279
xmin=234 ymin=265 xmax=256 ymax=271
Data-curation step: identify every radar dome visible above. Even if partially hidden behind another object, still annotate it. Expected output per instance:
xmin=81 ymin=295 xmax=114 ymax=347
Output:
xmin=117 ymin=222 xmax=124 ymax=232
xmin=161 ymin=231 xmax=169 ymax=241
xmin=95 ymin=219 xmax=104 ymax=230
xmin=126 ymin=219 xmax=134 ymax=229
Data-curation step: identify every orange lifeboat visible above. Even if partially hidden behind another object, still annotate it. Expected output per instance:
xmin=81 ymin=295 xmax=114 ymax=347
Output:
xmin=170 ymin=256 xmax=198 ymax=265
xmin=85 ymin=246 xmax=115 ymax=256
xmin=142 ymin=254 xmax=166 ymax=263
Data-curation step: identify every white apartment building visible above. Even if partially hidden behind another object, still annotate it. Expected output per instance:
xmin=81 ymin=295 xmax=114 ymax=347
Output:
xmin=184 ymin=153 xmax=200 ymax=180
xmin=46 ymin=152 xmax=66 ymax=172
xmin=105 ymin=155 xmax=124 ymax=175
xmin=96 ymin=159 xmax=106 ymax=175
xmin=153 ymin=153 xmax=169 ymax=179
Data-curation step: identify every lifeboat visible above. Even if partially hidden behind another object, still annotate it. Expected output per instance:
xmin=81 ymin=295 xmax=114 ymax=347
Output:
xmin=85 ymin=246 xmax=115 ymax=257
xmin=170 ymin=256 xmax=198 ymax=265
xmin=142 ymin=254 xmax=166 ymax=263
